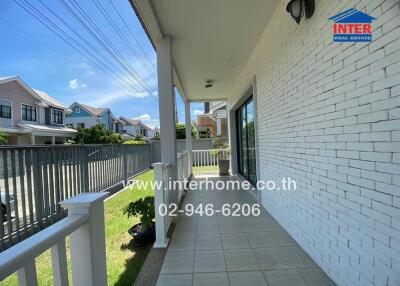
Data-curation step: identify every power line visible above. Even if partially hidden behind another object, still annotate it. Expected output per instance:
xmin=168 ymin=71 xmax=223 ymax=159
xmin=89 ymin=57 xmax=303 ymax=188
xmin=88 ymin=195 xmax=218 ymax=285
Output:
xmin=91 ymin=0 xmax=155 ymax=75
xmin=0 ymin=17 xmax=62 ymax=57
xmin=14 ymin=0 xmax=139 ymax=93
xmin=107 ymin=0 xmax=156 ymax=71
xmin=60 ymin=0 xmax=153 ymax=94
xmin=36 ymin=0 xmax=142 ymax=91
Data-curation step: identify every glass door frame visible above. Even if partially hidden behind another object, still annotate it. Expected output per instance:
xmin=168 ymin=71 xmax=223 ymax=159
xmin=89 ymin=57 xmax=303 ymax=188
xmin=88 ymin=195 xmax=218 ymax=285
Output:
xmin=235 ymin=95 xmax=257 ymax=185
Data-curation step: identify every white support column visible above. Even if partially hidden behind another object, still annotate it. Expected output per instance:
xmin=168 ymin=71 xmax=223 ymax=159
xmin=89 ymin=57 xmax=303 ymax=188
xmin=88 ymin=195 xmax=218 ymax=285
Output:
xmin=157 ymin=36 xmax=177 ymax=205
xmin=216 ymin=118 xmax=222 ymax=136
xmin=152 ymin=162 xmax=169 ymax=248
xmin=60 ymin=193 xmax=109 ymax=286
xmin=51 ymin=136 xmax=56 ymax=145
xmin=31 ymin=134 xmax=36 ymax=145
xmin=184 ymin=100 xmax=192 ymax=176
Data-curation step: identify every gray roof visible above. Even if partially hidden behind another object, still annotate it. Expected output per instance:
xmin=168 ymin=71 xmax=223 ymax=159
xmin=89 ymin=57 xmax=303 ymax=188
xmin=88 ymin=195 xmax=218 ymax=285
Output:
xmin=119 ymin=116 xmax=141 ymax=126
xmin=33 ymin=89 xmax=66 ymax=110
xmin=73 ymin=102 xmax=108 ymax=117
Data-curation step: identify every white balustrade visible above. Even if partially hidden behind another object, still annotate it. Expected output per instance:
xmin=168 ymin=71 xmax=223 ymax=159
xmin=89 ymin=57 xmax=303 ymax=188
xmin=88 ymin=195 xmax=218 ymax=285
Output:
xmin=192 ymin=149 xmax=230 ymax=174
xmin=0 ymin=192 xmax=109 ymax=286
xmin=153 ymin=149 xmax=191 ymax=248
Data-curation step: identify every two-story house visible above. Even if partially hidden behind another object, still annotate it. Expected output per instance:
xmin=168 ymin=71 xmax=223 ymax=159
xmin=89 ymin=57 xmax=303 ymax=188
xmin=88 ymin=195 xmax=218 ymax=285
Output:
xmin=119 ymin=117 xmax=157 ymax=139
xmin=66 ymin=102 xmax=123 ymax=132
xmin=0 ymin=76 xmax=77 ymax=145
xmin=196 ymin=101 xmax=228 ymax=138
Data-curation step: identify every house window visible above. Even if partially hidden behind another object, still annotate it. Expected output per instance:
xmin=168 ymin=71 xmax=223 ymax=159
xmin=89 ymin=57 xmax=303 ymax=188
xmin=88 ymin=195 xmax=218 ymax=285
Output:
xmin=52 ymin=109 xmax=63 ymax=124
xmin=22 ymin=104 xmax=37 ymax=121
xmin=77 ymin=123 xmax=85 ymax=128
xmin=0 ymin=105 xmax=11 ymax=119
xmin=75 ymin=107 xmax=80 ymax=113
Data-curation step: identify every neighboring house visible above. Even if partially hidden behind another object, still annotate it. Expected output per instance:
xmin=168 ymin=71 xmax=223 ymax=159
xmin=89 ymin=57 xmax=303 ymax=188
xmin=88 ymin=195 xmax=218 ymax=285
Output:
xmin=66 ymin=102 xmax=122 ymax=132
xmin=119 ymin=116 xmax=157 ymax=139
xmin=142 ymin=123 xmax=156 ymax=138
xmin=0 ymin=76 xmax=76 ymax=145
xmin=119 ymin=117 xmax=140 ymax=137
xmin=196 ymin=101 xmax=227 ymax=138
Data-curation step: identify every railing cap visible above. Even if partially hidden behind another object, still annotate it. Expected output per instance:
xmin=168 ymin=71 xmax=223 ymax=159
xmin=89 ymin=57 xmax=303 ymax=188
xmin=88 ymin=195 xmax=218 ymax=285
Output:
xmin=152 ymin=162 xmax=165 ymax=168
xmin=60 ymin=192 xmax=109 ymax=209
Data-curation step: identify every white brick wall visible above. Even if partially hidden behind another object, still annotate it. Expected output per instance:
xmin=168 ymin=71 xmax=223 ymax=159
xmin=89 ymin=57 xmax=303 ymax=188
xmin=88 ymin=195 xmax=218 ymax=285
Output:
xmin=229 ymin=0 xmax=400 ymax=285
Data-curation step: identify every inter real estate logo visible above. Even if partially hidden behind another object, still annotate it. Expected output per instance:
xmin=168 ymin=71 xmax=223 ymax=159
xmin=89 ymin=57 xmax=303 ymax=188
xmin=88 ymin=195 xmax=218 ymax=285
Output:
xmin=329 ymin=8 xmax=376 ymax=42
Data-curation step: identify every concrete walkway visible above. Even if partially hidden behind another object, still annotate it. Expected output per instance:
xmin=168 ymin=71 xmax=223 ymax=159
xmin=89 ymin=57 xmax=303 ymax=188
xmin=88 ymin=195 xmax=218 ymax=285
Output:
xmin=156 ymin=176 xmax=336 ymax=286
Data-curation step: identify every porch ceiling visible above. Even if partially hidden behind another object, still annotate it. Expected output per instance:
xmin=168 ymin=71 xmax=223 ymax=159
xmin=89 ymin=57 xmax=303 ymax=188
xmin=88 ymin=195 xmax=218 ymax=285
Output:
xmin=130 ymin=0 xmax=279 ymax=101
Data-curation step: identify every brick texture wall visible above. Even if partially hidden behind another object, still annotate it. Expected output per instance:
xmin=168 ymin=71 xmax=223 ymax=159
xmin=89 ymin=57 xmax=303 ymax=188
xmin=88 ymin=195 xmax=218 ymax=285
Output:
xmin=230 ymin=0 xmax=400 ymax=285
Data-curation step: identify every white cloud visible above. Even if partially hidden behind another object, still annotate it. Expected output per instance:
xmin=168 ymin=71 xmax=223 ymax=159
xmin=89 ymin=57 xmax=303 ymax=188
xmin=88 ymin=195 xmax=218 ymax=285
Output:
xmin=135 ymin=91 xmax=150 ymax=97
xmin=193 ymin=109 xmax=204 ymax=116
xmin=69 ymin=79 xmax=87 ymax=89
xmin=133 ymin=114 xmax=160 ymax=128
xmin=135 ymin=114 xmax=151 ymax=120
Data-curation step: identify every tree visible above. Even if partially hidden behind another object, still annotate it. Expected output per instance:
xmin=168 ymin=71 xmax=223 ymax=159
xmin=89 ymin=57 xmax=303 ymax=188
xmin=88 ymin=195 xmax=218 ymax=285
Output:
xmin=175 ymin=123 xmax=197 ymax=139
xmin=74 ymin=124 xmax=122 ymax=144
xmin=0 ymin=130 xmax=8 ymax=145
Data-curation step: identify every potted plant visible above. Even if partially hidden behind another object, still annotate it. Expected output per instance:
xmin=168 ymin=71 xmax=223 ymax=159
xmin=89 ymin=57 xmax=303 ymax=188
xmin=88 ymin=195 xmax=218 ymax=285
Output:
xmin=124 ymin=196 xmax=155 ymax=246
xmin=212 ymin=138 xmax=230 ymax=176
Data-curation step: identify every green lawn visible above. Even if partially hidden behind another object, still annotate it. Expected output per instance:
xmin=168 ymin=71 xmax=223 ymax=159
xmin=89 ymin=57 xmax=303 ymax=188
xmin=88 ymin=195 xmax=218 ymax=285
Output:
xmin=0 ymin=170 xmax=154 ymax=286
xmin=193 ymin=165 xmax=219 ymax=174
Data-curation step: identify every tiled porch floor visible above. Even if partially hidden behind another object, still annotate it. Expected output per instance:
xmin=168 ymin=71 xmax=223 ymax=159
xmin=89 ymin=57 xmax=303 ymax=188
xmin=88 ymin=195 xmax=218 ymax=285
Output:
xmin=156 ymin=176 xmax=335 ymax=286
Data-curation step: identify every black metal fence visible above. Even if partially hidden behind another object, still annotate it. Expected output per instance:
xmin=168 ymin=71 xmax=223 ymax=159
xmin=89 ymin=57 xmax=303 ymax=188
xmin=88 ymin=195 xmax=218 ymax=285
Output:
xmin=0 ymin=144 xmax=152 ymax=252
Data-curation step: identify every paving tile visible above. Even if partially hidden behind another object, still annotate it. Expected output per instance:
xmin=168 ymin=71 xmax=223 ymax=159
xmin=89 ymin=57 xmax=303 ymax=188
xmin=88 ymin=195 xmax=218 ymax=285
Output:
xmin=228 ymin=271 xmax=268 ymax=286
xmin=194 ymin=250 xmax=226 ymax=273
xmin=246 ymin=232 xmax=278 ymax=248
xmin=271 ymin=231 xmax=298 ymax=247
xmin=193 ymin=272 xmax=229 ymax=286
xmin=175 ymin=222 xmax=197 ymax=234
xmin=160 ymin=251 xmax=194 ymax=274
xmin=218 ymin=221 xmax=243 ymax=233
xmin=169 ymin=234 xmax=196 ymax=251
xmin=195 ymin=234 xmax=222 ymax=250
xmin=221 ymin=233 xmax=251 ymax=249
xmin=224 ymin=249 xmax=259 ymax=271
xmin=298 ymin=267 xmax=336 ymax=286
xmin=264 ymin=269 xmax=307 ymax=286
xmin=156 ymin=274 xmax=193 ymax=286
xmin=197 ymin=222 xmax=219 ymax=234
xmin=240 ymin=221 xmax=270 ymax=233
xmin=253 ymin=247 xmax=280 ymax=270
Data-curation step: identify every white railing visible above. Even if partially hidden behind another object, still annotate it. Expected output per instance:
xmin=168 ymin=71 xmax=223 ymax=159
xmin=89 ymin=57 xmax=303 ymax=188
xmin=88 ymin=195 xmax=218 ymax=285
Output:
xmin=177 ymin=150 xmax=190 ymax=201
xmin=152 ymin=150 xmax=191 ymax=248
xmin=0 ymin=192 xmax=109 ymax=286
xmin=192 ymin=149 xmax=229 ymax=174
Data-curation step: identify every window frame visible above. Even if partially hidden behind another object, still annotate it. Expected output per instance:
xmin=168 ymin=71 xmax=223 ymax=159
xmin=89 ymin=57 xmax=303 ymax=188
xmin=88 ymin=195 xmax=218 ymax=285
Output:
xmin=0 ymin=105 xmax=11 ymax=119
xmin=21 ymin=104 xmax=37 ymax=122
xmin=51 ymin=108 xmax=64 ymax=125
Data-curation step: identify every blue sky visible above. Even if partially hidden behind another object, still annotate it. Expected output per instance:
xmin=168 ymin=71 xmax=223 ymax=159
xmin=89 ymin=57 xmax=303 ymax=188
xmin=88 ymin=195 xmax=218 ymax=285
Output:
xmin=0 ymin=0 xmax=204 ymax=127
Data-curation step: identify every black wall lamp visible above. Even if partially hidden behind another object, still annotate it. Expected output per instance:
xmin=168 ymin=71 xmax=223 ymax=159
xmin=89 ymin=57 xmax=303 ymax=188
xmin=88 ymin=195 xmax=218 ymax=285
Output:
xmin=286 ymin=0 xmax=315 ymax=24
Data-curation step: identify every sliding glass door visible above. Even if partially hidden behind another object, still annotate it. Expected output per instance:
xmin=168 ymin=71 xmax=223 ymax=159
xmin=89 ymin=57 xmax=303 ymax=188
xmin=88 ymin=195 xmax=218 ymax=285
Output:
xmin=236 ymin=96 xmax=257 ymax=185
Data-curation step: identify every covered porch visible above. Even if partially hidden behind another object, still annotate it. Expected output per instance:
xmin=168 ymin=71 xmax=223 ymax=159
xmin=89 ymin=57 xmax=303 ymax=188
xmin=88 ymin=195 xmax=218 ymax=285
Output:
xmin=155 ymin=176 xmax=335 ymax=286
xmin=131 ymin=0 xmax=339 ymax=285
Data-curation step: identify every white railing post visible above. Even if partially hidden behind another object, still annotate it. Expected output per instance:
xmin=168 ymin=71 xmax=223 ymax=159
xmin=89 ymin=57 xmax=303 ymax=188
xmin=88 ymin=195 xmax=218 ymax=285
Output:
xmin=60 ymin=192 xmax=109 ymax=286
xmin=17 ymin=258 xmax=37 ymax=286
xmin=51 ymin=240 xmax=68 ymax=286
xmin=152 ymin=162 xmax=169 ymax=248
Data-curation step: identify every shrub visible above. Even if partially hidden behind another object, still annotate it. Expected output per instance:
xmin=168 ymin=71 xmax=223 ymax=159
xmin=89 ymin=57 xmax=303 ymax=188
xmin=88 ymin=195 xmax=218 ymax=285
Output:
xmin=123 ymin=196 xmax=155 ymax=231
